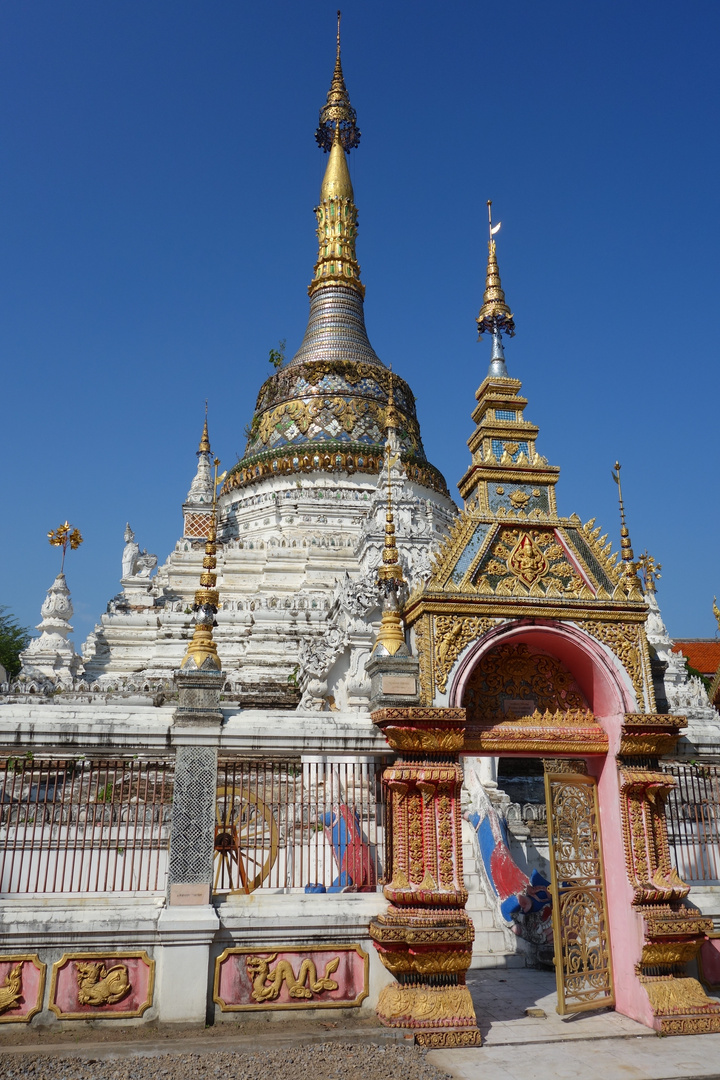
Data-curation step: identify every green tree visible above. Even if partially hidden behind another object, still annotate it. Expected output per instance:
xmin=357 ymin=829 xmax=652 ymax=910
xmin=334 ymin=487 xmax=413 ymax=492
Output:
xmin=268 ymin=338 xmax=286 ymax=371
xmin=0 ymin=606 xmax=31 ymax=678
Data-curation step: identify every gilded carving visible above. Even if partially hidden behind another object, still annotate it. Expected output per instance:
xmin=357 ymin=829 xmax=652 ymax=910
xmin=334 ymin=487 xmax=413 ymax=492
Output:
xmin=641 ymin=976 xmax=720 ymax=1015
xmin=0 ymin=956 xmax=46 ymax=1024
xmin=465 ymin=725 xmax=607 ymax=755
xmin=376 ymin=949 xmax=472 ymax=976
xmin=543 ymin=759 xmax=588 ymax=774
xmin=0 ymin=964 xmax=22 ymax=1015
xmin=414 ymin=616 xmax=433 ymax=706
xmin=545 ymin=772 xmax=614 ymax=1014
xmin=584 ymin=621 xmax=646 ymax=710
xmin=381 ymin=726 xmax=464 ymax=753
xmin=433 ymin=616 xmax=495 ymax=693
xmin=618 ymin=768 xmax=691 ymax=906
xmin=246 ymin=953 xmax=339 ymax=1002
xmin=75 ymin=962 xmax=130 ymax=1007
xmin=470 ymin=526 xmax=588 ymax=597
xmin=508 ymin=533 xmax=549 ymax=586
xmin=376 ymin=983 xmax=476 ymax=1028
xmin=463 ymin=642 xmax=587 ymax=722
xmin=641 ymin=941 xmax=703 ymax=967
xmin=415 ymin=1029 xmax=483 ymax=1048
xmin=49 ymin=951 xmax=154 ymax=1020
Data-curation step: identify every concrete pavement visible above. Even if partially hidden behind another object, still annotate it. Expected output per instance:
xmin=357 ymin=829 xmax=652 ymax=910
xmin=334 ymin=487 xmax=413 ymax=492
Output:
xmin=428 ymin=969 xmax=720 ymax=1080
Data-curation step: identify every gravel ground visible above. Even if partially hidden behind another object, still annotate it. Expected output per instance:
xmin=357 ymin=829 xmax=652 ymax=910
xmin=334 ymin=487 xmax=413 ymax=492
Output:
xmin=1 ymin=1043 xmax=451 ymax=1080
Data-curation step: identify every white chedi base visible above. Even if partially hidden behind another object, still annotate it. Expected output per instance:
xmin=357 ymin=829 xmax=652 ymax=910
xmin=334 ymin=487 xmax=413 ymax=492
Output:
xmin=18 ymin=572 xmax=83 ymax=685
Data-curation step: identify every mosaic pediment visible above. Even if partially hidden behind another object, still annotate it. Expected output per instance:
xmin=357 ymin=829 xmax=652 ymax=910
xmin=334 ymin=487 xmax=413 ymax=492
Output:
xmin=428 ymin=513 xmax=621 ymax=600
xmin=472 ymin=526 xmax=587 ymax=597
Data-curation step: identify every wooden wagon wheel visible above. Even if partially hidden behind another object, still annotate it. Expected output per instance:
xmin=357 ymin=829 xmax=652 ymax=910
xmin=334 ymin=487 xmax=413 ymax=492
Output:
xmin=214 ymin=786 xmax=279 ymax=893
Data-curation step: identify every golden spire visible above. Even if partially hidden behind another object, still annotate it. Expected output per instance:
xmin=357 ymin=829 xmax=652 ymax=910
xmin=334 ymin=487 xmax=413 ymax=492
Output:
xmin=181 ymin=456 xmax=227 ymax=671
xmin=372 ymin=382 xmax=408 ymax=657
xmin=477 ymin=201 xmax=515 ymax=338
xmin=611 ymin=462 xmax=642 ymax=599
xmin=713 ymin=596 xmax=720 ymax=633
xmin=309 ymin=17 xmax=364 ymax=299
xmin=315 ymin=11 xmax=361 ymax=153
xmin=320 ymin=119 xmax=354 ymax=201
xmin=198 ymin=404 xmax=211 ymax=454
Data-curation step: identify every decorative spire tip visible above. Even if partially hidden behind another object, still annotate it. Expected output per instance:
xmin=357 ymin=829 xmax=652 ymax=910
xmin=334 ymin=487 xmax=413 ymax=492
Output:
xmin=316 ymin=11 xmax=360 ymax=153
xmin=477 ymin=200 xmax=515 ymax=376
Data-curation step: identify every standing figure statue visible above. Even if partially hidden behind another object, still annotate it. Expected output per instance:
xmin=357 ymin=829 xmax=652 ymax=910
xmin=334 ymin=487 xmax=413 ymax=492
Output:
xmin=121 ymin=524 xmax=140 ymax=580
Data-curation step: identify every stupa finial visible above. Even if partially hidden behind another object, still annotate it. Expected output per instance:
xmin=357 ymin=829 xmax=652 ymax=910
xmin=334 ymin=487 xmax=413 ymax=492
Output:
xmin=198 ymin=402 xmax=211 ymax=455
xmin=181 ymin=456 xmax=227 ymax=671
xmin=315 ymin=11 xmax=361 ymax=154
xmin=309 ymin=16 xmax=364 ymax=298
xmin=477 ymin=201 xmax=515 ymax=378
xmin=611 ymin=462 xmax=643 ymax=599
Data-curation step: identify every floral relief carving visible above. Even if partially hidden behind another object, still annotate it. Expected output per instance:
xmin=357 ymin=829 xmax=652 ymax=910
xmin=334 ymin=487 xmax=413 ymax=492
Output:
xmin=462 ymin=642 xmax=587 ymax=723
xmin=433 ymin=616 xmax=495 ymax=694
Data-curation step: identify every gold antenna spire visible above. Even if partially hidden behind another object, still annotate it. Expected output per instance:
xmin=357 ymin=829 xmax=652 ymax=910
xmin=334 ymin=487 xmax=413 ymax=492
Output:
xmin=372 ymin=380 xmax=407 ymax=656
xmin=611 ymin=461 xmax=643 ymax=599
xmin=198 ymin=402 xmax=211 ymax=455
xmin=611 ymin=461 xmax=634 ymax=564
xmin=477 ymin=201 xmax=515 ymax=339
xmin=315 ymin=11 xmax=361 ymax=153
xmin=181 ymin=455 xmax=227 ymax=671
xmin=309 ymin=13 xmax=363 ymax=297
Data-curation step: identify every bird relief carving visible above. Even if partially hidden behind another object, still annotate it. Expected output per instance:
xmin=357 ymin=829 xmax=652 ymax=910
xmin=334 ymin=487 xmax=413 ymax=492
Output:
xmin=0 ymin=963 xmax=23 ymax=1014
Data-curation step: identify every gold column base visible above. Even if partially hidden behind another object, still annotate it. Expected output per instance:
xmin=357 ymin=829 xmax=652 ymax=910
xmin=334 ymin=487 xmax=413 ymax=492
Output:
xmin=376 ymin=982 xmax=478 ymax=1034
xmin=641 ymin=976 xmax=720 ymax=1035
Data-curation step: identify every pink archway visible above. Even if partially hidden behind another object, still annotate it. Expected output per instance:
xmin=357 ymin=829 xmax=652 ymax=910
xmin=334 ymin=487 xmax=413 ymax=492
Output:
xmin=448 ymin=618 xmax=656 ymax=1027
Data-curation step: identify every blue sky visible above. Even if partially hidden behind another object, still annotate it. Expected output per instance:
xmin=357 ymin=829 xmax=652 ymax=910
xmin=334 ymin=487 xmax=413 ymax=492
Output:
xmin=2 ymin=0 xmax=718 ymax=645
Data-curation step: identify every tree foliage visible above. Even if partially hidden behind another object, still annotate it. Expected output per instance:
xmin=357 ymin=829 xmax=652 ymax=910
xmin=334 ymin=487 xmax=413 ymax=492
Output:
xmin=268 ymin=338 xmax=286 ymax=371
xmin=0 ymin=606 xmax=31 ymax=678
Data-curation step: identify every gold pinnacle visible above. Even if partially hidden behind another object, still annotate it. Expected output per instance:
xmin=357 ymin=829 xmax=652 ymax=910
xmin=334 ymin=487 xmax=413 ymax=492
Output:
xmin=477 ymin=200 xmax=515 ymax=337
xmin=181 ymin=456 xmax=225 ymax=671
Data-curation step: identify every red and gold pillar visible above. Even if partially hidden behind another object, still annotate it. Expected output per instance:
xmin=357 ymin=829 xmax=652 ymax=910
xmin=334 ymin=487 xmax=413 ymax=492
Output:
xmin=369 ymin=706 xmax=481 ymax=1047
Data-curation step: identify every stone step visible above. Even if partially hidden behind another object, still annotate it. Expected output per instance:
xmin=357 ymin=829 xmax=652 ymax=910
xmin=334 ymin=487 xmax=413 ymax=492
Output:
xmin=469 ymin=950 xmax=528 ymax=970
xmin=465 ymin=904 xmax=497 ymax=929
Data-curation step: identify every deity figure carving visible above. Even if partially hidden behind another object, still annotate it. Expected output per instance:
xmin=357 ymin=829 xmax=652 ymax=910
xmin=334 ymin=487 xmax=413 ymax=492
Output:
xmin=121 ymin=524 xmax=157 ymax=581
xmin=122 ymin=524 xmax=140 ymax=579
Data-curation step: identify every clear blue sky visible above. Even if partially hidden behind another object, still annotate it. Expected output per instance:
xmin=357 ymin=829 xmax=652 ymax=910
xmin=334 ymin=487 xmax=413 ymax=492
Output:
xmin=2 ymin=0 xmax=718 ymax=646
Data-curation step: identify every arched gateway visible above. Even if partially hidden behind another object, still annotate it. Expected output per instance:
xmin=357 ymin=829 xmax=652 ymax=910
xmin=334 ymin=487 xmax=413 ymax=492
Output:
xmin=367 ymin=228 xmax=720 ymax=1046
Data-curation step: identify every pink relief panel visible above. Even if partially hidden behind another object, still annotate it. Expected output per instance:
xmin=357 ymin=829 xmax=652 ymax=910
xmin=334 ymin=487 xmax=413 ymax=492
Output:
xmin=0 ymin=957 xmax=45 ymax=1022
xmin=52 ymin=954 xmax=153 ymax=1018
xmin=216 ymin=947 xmax=368 ymax=1010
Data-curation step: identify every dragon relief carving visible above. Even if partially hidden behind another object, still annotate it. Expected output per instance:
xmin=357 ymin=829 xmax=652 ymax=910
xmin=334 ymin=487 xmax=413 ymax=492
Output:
xmin=246 ymin=952 xmax=340 ymax=1002
xmin=75 ymin=961 xmax=131 ymax=1007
